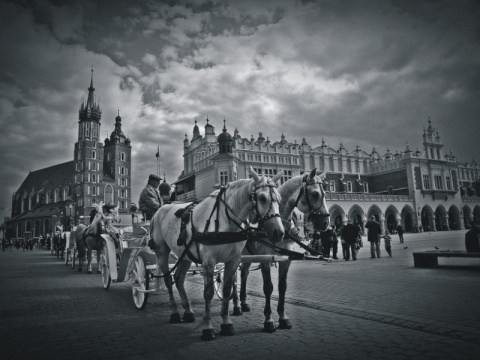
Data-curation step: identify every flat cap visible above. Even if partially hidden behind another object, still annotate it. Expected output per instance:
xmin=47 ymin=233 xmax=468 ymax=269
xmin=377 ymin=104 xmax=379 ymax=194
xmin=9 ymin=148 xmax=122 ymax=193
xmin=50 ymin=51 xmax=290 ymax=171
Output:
xmin=149 ymin=174 xmax=162 ymax=181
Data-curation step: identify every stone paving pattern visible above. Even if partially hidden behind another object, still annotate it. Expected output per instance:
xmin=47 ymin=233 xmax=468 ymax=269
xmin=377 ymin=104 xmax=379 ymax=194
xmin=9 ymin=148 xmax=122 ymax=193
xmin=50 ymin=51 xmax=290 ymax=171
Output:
xmin=1 ymin=231 xmax=479 ymax=360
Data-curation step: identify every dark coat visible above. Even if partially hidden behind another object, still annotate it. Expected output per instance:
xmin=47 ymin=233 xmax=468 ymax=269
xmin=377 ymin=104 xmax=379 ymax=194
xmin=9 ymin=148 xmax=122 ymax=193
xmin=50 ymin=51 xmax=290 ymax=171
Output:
xmin=342 ymin=224 xmax=359 ymax=244
xmin=365 ymin=220 xmax=381 ymax=242
xmin=465 ymin=227 xmax=480 ymax=252
xmin=138 ymin=183 xmax=163 ymax=216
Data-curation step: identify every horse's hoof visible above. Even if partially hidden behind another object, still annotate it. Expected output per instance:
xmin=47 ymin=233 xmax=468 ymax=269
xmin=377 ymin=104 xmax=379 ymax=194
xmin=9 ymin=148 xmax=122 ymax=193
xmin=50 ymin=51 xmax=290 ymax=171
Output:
xmin=201 ymin=329 xmax=216 ymax=341
xmin=278 ymin=319 xmax=292 ymax=329
xmin=182 ymin=313 xmax=195 ymax=323
xmin=77 ymin=268 xmax=82 ymax=272
xmin=263 ymin=322 xmax=276 ymax=333
xmin=220 ymin=324 xmax=235 ymax=336
xmin=169 ymin=313 xmax=181 ymax=324
xmin=241 ymin=303 xmax=250 ymax=312
xmin=232 ymin=306 xmax=242 ymax=316
xmin=87 ymin=270 xmax=92 ymax=274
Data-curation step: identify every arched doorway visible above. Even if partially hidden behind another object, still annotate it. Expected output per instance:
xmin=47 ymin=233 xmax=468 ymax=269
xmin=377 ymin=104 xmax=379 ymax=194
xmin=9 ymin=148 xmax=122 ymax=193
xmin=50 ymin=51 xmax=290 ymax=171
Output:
xmin=463 ymin=206 xmax=472 ymax=228
xmin=421 ymin=206 xmax=433 ymax=232
xmin=448 ymin=206 xmax=460 ymax=230
xmin=474 ymin=206 xmax=480 ymax=224
xmin=401 ymin=205 xmax=414 ymax=232
xmin=35 ymin=220 xmax=40 ymax=236
xmin=329 ymin=205 xmax=345 ymax=230
xmin=435 ymin=206 xmax=447 ymax=231
xmin=348 ymin=205 xmax=365 ymax=232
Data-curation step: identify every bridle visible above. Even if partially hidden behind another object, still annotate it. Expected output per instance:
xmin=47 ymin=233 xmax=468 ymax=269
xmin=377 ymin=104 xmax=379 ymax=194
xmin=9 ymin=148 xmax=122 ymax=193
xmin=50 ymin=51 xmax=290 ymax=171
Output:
xmin=294 ymin=174 xmax=330 ymax=220
xmin=250 ymin=180 xmax=281 ymax=226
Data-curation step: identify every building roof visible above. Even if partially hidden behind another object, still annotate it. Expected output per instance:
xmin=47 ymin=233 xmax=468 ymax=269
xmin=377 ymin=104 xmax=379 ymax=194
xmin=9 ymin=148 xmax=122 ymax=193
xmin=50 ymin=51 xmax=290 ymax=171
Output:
xmin=15 ymin=161 xmax=75 ymax=195
xmin=12 ymin=200 xmax=69 ymax=221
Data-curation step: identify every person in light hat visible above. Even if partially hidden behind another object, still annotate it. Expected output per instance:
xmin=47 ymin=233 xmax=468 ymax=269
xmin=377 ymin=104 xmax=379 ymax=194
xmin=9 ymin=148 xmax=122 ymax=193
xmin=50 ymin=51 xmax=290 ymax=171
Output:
xmin=138 ymin=174 xmax=163 ymax=221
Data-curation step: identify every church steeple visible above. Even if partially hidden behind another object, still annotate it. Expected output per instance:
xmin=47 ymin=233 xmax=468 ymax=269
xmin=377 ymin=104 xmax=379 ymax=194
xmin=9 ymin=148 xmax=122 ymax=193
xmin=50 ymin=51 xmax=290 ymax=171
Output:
xmin=79 ymin=67 xmax=102 ymax=123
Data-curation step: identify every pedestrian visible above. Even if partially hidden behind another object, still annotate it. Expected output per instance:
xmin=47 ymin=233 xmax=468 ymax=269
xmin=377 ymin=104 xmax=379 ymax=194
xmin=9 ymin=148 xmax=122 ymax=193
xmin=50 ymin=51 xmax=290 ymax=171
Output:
xmin=342 ymin=219 xmax=359 ymax=261
xmin=396 ymin=224 xmax=404 ymax=243
xmin=365 ymin=215 xmax=382 ymax=258
xmin=320 ymin=227 xmax=332 ymax=259
xmin=330 ymin=225 xmax=339 ymax=259
xmin=465 ymin=223 xmax=480 ymax=253
xmin=381 ymin=230 xmax=393 ymax=257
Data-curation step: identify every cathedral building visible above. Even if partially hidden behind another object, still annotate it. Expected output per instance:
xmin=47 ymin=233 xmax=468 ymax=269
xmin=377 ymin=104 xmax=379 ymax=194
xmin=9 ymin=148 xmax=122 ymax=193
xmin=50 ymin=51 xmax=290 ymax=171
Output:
xmin=175 ymin=117 xmax=480 ymax=233
xmin=9 ymin=70 xmax=132 ymax=238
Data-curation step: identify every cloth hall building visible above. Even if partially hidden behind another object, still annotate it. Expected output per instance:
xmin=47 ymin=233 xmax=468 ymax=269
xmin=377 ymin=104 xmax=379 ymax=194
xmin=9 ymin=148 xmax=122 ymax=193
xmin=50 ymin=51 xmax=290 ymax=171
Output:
xmin=174 ymin=118 xmax=480 ymax=233
xmin=8 ymin=71 xmax=132 ymax=239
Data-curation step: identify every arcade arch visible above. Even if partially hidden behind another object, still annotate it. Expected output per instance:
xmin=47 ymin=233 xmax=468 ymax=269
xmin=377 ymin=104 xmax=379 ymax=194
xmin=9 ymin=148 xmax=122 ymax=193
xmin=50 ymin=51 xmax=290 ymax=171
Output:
xmin=435 ymin=205 xmax=447 ymax=231
xmin=448 ymin=205 xmax=460 ymax=230
xmin=348 ymin=205 xmax=365 ymax=232
xmin=401 ymin=205 xmax=414 ymax=232
xmin=463 ymin=205 xmax=472 ymax=228
xmin=329 ymin=204 xmax=345 ymax=228
xmin=385 ymin=205 xmax=399 ymax=233
xmin=420 ymin=205 xmax=434 ymax=232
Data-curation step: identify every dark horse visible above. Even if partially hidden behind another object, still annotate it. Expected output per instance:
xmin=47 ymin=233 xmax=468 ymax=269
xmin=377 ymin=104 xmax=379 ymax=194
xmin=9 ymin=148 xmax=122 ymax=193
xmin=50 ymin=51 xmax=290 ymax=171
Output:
xmin=74 ymin=203 xmax=119 ymax=274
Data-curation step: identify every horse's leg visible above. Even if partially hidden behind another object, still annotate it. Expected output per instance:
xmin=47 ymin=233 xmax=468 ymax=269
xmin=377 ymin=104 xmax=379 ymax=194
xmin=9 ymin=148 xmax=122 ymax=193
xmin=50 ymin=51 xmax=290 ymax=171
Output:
xmin=239 ymin=262 xmax=252 ymax=312
xmin=201 ymin=260 xmax=217 ymax=340
xmin=156 ymin=251 xmax=181 ymax=324
xmin=173 ymin=259 xmax=195 ymax=322
xmin=231 ymin=268 xmax=242 ymax=316
xmin=87 ymin=246 xmax=93 ymax=274
xmin=277 ymin=260 xmax=292 ymax=329
xmin=260 ymin=262 xmax=276 ymax=332
xmin=96 ymin=247 xmax=102 ymax=274
xmin=219 ymin=259 xmax=241 ymax=336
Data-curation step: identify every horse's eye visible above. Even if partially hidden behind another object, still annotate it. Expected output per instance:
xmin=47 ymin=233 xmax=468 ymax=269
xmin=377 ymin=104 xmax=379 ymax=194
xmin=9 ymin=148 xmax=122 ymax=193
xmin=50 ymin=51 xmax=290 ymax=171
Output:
xmin=258 ymin=194 xmax=267 ymax=202
xmin=311 ymin=191 xmax=320 ymax=200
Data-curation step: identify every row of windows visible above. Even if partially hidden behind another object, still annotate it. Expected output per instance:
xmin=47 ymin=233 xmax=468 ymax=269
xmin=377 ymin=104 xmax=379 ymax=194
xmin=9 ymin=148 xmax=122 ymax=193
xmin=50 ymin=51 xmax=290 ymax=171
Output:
xmin=117 ymin=178 xmax=128 ymax=187
xmin=106 ymin=152 xmax=128 ymax=162
xmin=78 ymin=139 xmax=97 ymax=149
xmin=239 ymin=153 xmax=299 ymax=165
xmin=422 ymin=174 xmax=453 ymax=191
xmin=328 ymin=181 xmax=369 ymax=193
xmin=77 ymin=150 xmax=99 ymax=160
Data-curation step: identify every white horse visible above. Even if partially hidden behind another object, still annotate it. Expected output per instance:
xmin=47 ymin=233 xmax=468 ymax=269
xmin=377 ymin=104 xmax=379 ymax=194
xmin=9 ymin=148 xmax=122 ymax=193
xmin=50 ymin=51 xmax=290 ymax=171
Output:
xmin=237 ymin=168 xmax=330 ymax=331
xmin=150 ymin=166 xmax=285 ymax=340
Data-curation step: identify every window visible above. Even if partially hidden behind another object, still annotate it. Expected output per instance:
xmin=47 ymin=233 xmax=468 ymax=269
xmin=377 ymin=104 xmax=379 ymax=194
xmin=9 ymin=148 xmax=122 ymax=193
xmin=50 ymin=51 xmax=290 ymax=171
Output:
xmin=107 ymin=153 xmax=111 ymax=161
xmin=293 ymin=158 xmax=298 ymax=165
xmin=92 ymin=186 xmax=96 ymax=196
xmin=280 ymin=170 xmax=292 ymax=185
xmin=92 ymin=150 xmax=96 ymax=159
xmin=430 ymin=148 xmax=434 ymax=159
xmin=121 ymin=167 xmax=125 ymax=175
xmin=121 ymin=178 xmax=125 ymax=186
xmin=93 ymin=140 xmax=96 ymax=148
xmin=329 ymin=180 xmax=336 ymax=192
xmin=347 ymin=160 xmax=352 ymax=173
xmin=121 ymin=152 xmax=125 ymax=161
xmin=76 ymin=186 xmax=80 ymax=196
xmin=263 ymin=156 xmax=269 ymax=162
xmin=121 ymin=189 xmax=125 ymax=198
xmin=446 ymin=176 xmax=452 ymax=190
xmin=346 ymin=181 xmax=352 ymax=193
xmin=423 ymin=174 xmax=431 ymax=189
xmin=121 ymin=201 xmax=125 ymax=209
xmin=78 ymin=150 xmax=82 ymax=160
xmin=220 ymin=171 xmax=228 ymax=186
xmin=363 ymin=182 xmax=369 ymax=193
xmin=436 ymin=149 xmax=440 ymax=159
xmin=434 ymin=175 xmax=443 ymax=190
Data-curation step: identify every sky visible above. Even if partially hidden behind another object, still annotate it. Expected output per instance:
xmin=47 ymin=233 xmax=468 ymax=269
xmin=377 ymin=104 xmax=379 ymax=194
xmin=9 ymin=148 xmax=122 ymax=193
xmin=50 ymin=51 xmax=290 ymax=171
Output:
xmin=1 ymin=0 xmax=480 ymax=221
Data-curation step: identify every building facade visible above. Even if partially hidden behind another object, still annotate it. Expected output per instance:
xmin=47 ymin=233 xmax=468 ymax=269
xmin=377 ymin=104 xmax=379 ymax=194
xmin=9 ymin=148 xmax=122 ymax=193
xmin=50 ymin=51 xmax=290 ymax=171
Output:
xmin=175 ymin=117 xmax=480 ymax=233
xmin=8 ymin=70 xmax=132 ymax=238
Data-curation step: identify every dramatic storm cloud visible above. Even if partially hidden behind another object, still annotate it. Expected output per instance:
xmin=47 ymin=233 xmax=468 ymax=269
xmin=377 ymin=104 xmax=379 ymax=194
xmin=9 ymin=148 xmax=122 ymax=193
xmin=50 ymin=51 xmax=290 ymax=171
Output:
xmin=1 ymin=0 xmax=480 ymax=218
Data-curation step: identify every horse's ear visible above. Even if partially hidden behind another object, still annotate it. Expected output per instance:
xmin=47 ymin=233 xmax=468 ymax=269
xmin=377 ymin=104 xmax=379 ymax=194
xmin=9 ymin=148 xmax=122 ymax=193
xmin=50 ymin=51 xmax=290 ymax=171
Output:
xmin=318 ymin=172 xmax=326 ymax=181
xmin=309 ymin=168 xmax=317 ymax=179
xmin=249 ymin=166 xmax=260 ymax=183
xmin=272 ymin=170 xmax=283 ymax=185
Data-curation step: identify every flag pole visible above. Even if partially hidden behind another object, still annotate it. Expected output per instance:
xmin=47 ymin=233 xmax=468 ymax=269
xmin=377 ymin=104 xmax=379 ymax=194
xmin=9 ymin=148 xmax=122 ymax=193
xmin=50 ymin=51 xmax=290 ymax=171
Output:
xmin=156 ymin=145 xmax=160 ymax=177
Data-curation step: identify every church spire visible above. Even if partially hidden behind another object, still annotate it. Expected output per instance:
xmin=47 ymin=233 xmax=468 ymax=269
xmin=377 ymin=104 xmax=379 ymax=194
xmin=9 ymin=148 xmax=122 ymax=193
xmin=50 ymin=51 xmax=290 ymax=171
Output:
xmin=79 ymin=66 xmax=101 ymax=122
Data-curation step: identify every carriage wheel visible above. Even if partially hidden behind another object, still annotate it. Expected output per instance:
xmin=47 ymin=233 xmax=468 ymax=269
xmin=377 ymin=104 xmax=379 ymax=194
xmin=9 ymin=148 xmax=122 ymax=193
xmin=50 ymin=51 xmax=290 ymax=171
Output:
xmin=101 ymin=252 xmax=111 ymax=290
xmin=132 ymin=256 xmax=149 ymax=310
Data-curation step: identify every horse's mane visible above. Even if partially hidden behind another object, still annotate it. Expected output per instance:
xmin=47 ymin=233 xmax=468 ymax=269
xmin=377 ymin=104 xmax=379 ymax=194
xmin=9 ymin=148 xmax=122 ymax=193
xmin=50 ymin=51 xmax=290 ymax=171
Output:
xmin=102 ymin=204 xmax=117 ymax=213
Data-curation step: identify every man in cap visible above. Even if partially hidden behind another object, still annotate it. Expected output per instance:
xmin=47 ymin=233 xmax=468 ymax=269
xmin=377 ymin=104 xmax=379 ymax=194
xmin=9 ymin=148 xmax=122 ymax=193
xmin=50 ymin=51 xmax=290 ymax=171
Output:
xmin=138 ymin=174 xmax=163 ymax=221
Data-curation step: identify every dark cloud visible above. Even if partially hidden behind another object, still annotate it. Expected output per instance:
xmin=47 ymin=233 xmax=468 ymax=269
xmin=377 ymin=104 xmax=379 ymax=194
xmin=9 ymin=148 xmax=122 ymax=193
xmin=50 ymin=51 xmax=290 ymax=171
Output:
xmin=1 ymin=0 xmax=480 ymax=220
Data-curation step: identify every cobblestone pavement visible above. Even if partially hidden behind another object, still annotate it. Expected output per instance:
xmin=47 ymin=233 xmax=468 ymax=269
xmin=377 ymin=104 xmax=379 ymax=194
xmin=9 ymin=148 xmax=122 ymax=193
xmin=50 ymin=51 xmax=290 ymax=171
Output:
xmin=1 ymin=231 xmax=479 ymax=360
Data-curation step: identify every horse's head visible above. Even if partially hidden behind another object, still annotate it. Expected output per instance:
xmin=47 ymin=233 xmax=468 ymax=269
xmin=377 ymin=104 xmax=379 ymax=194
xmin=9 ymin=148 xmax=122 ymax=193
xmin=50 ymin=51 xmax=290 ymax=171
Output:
xmin=249 ymin=166 xmax=285 ymax=244
xmin=296 ymin=168 xmax=330 ymax=234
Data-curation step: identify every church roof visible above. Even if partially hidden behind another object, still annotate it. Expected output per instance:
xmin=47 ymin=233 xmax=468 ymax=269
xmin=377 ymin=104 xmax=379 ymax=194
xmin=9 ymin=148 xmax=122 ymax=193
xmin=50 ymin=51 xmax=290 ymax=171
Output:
xmin=12 ymin=201 xmax=70 ymax=221
xmin=16 ymin=161 xmax=75 ymax=195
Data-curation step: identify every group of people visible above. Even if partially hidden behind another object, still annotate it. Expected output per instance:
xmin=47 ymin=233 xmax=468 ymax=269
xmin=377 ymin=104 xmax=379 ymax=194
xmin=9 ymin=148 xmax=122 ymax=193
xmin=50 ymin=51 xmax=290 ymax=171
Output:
xmin=307 ymin=216 xmax=405 ymax=260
